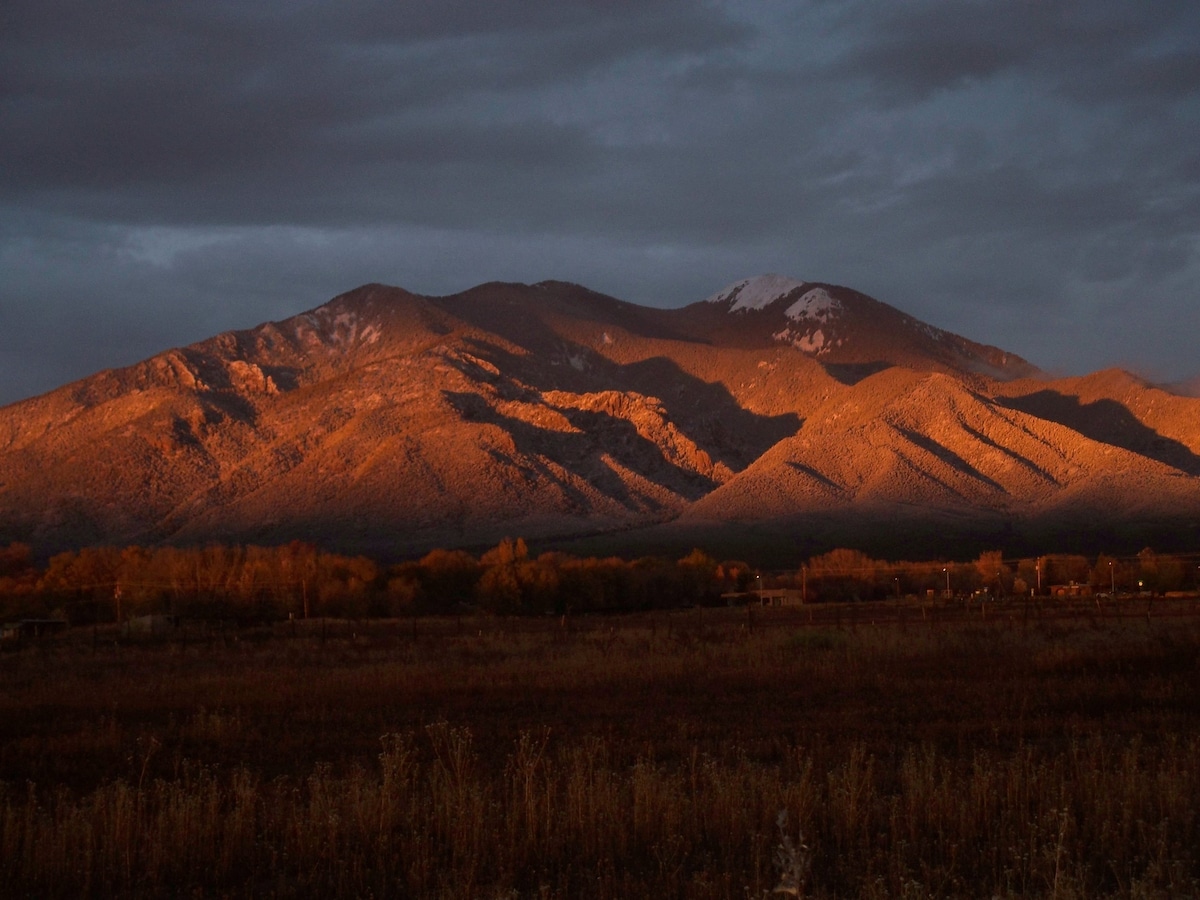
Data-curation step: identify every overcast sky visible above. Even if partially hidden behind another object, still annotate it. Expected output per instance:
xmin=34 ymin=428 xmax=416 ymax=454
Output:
xmin=3 ymin=1 xmax=1199 ymax=405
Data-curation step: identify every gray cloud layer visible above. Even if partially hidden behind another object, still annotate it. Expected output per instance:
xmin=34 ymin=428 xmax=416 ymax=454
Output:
xmin=2 ymin=0 xmax=1198 ymax=403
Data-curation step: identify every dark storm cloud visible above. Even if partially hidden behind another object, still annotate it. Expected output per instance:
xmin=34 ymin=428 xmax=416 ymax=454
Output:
xmin=1 ymin=1 xmax=745 ymax=220
xmin=1 ymin=0 xmax=1199 ymax=404
xmin=829 ymin=1 xmax=1200 ymax=104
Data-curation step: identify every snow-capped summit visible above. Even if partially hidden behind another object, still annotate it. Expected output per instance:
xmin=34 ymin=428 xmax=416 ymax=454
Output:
xmin=688 ymin=276 xmax=1040 ymax=379
xmin=783 ymin=287 xmax=840 ymax=323
xmin=706 ymin=274 xmax=808 ymax=312
xmin=703 ymin=276 xmax=846 ymax=356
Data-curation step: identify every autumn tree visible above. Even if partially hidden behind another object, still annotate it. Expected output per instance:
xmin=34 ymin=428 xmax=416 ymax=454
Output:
xmin=676 ymin=549 xmax=720 ymax=605
xmin=384 ymin=565 xmax=422 ymax=616
xmin=315 ymin=553 xmax=378 ymax=618
xmin=1015 ymin=558 xmax=1040 ymax=595
xmin=414 ymin=548 xmax=480 ymax=613
xmin=973 ymin=551 xmax=1011 ymax=596
xmin=477 ymin=538 xmax=530 ymax=614
xmin=716 ymin=560 xmax=753 ymax=593
xmin=807 ymin=548 xmax=879 ymax=602
xmin=1042 ymin=554 xmax=1090 ymax=588
xmin=560 ymin=556 xmax=637 ymax=612
xmin=40 ymin=547 xmax=123 ymax=623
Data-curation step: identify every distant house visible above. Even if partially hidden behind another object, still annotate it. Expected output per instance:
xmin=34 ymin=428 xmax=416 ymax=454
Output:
xmin=1050 ymin=583 xmax=1093 ymax=598
xmin=722 ymin=589 xmax=806 ymax=607
xmin=757 ymin=589 xmax=806 ymax=607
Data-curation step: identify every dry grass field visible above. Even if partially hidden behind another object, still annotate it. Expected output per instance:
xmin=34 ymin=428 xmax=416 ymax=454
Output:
xmin=3 ymin=598 xmax=1200 ymax=897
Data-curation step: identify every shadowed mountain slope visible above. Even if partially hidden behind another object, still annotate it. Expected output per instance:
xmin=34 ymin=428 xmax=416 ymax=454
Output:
xmin=2 ymin=277 xmax=1199 ymax=559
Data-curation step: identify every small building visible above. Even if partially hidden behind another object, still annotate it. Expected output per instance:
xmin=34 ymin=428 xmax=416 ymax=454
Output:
xmin=1049 ymin=583 xmax=1093 ymax=598
xmin=757 ymin=589 xmax=806 ymax=607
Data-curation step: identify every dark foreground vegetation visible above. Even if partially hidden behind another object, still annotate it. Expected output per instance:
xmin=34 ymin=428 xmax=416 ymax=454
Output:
xmin=3 ymin=598 xmax=1200 ymax=898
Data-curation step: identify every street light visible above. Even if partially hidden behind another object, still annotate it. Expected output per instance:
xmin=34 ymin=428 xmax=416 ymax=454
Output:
xmin=943 ymin=566 xmax=950 ymax=597
xmin=1109 ymin=561 xmax=1114 ymax=595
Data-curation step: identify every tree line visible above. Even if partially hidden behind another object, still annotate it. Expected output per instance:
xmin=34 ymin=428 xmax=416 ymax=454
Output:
xmin=797 ymin=547 xmax=1200 ymax=603
xmin=1 ymin=539 xmax=1197 ymax=624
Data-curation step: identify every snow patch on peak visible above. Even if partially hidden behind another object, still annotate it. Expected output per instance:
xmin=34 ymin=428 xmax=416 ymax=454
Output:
xmin=784 ymin=288 xmax=841 ymax=323
xmin=292 ymin=306 xmax=385 ymax=350
xmin=706 ymin=274 xmax=807 ymax=312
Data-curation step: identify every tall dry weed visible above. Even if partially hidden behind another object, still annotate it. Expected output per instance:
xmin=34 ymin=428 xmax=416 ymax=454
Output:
xmin=3 ymin=607 xmax=1200 ymax=896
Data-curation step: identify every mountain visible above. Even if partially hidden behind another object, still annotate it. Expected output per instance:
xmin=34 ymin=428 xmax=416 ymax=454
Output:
xmin=685 ymin=275 xmax=1038 ymax=384
xmin=3 ymin=275 xmax=1200 ymax=562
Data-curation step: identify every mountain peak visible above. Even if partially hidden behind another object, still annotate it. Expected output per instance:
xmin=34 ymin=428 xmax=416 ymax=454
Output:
xmin=706 ymin=274 xmax=809 ymax=311
xmin=692 ymin=276 xmax=1038 ymax=381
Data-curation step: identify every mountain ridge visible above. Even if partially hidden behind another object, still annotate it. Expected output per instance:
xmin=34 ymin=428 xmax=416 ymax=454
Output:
xmin=2 ymin=276 xmax=1199 ymax=561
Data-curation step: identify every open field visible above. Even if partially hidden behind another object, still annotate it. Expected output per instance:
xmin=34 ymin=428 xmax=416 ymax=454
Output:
xmin=3 ymin=598 xmax=1200 ymax=897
